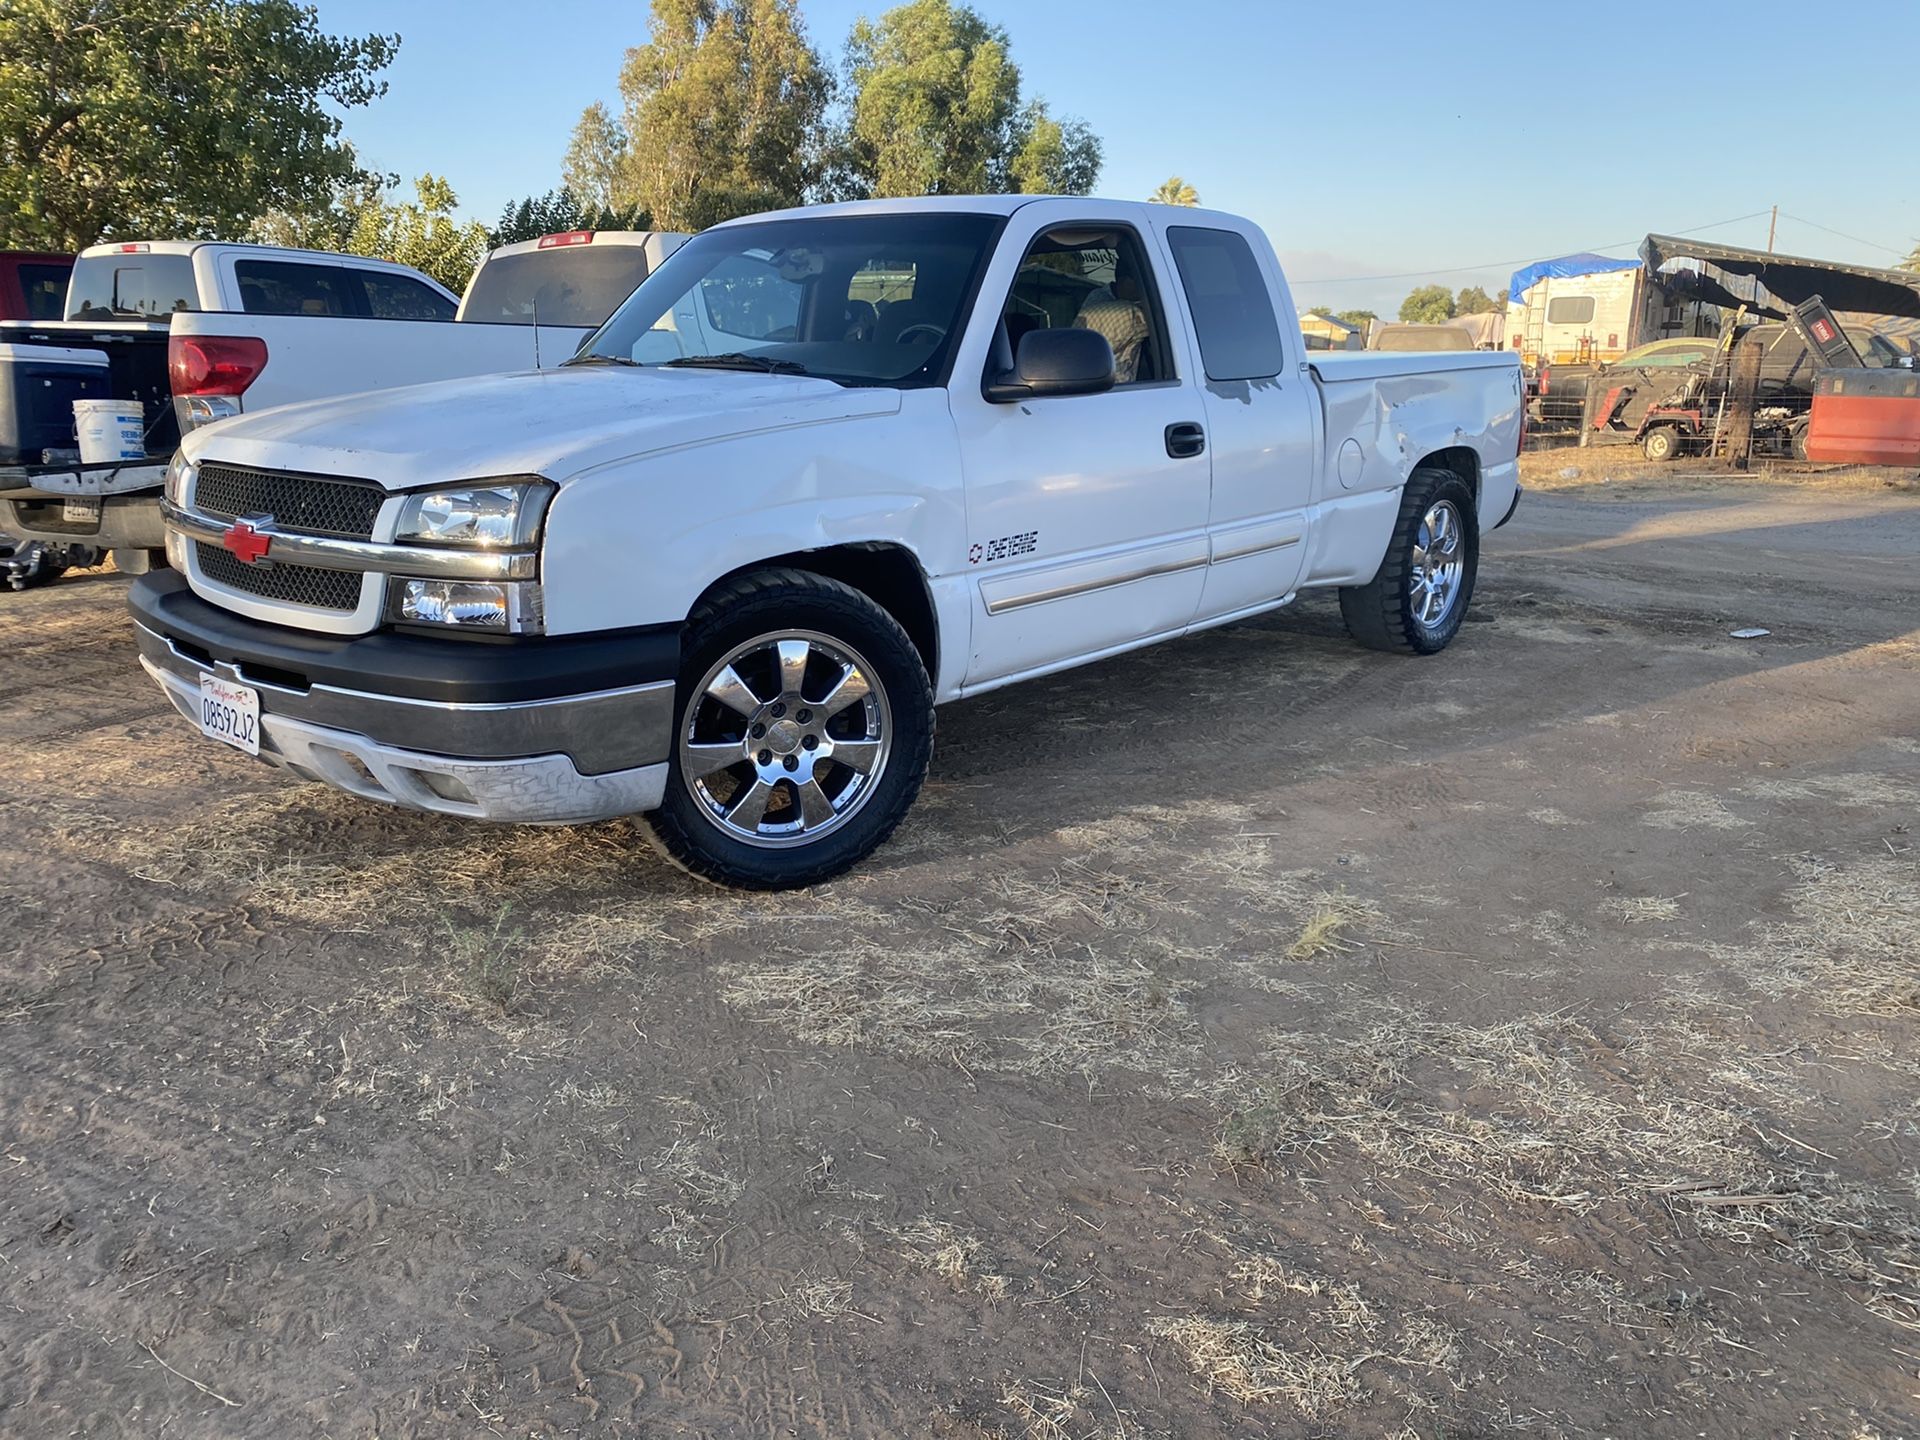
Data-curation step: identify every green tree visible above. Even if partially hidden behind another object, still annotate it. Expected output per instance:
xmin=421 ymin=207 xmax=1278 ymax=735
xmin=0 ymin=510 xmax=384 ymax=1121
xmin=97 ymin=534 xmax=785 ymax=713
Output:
xmin=601 ymin=0 xmax=832 ymax=233
xmin=1454 ymin=285 xmax=1500 ymax=315
xmin=1399 ymin=284 xmax=1456 ymax=323
xmin=489 ymin=187 xmax=651 ymax=247
xmin=563 ymin=102 xmax=631 ymax=215
xmin=1007 ymin=101 xmax=1101 ymax=195
xmin=1333 ymin=308 xmax=1377 ymax=328
xmin=342 ymin=175 xmax=491 ymax=293
xmin=0 ymin=0 xmax=396 ymax=251
xmin=249 ymin=163 xmax=387 ymax=252
xmin=1149 ymin=176 xmax=1200 ymax=207
xmin=836 ymin=0 xmax=1100 ymax=198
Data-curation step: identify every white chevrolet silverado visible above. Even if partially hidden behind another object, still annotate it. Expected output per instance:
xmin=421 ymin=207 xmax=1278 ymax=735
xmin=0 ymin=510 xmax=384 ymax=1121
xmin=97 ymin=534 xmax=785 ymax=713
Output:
xmin=130 ymin=196 xmax=1523 ymax=888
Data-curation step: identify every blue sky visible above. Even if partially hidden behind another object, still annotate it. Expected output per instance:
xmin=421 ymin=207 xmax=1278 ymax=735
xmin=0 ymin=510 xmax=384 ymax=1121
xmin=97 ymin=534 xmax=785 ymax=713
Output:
xmin=313 ymin=0 xmax=1920 ymax=315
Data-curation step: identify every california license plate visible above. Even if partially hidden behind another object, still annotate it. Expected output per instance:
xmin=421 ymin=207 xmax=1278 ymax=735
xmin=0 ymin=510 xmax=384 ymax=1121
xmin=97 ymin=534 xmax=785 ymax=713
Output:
xmin=198 ymin=673 xmax=260 ymax=756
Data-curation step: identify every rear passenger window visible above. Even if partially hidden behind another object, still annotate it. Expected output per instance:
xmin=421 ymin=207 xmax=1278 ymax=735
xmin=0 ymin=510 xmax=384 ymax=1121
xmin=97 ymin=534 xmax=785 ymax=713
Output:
xmin=1165 ymin=227 xmax=1285 ymax=381
xmin=235 ymin=260 xmax=356 ymax=317
xmin=361 ymin=272 xmax=454 ymax=320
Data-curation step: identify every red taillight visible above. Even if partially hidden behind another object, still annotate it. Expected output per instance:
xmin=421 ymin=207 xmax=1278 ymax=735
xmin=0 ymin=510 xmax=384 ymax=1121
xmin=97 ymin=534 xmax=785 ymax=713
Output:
xmin=536 ymin=231 xmax=594 ymax=249
xmin=1538 ymin=365 xmax=1550 ymax=395
xmin=169 ymin=335 xmax=268 ymax=396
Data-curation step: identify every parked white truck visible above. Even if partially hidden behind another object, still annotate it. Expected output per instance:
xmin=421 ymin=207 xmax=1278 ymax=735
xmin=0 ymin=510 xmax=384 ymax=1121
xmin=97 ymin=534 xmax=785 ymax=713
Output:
xmin=130 ymin=197 xmax=1523 ymax=887
xmin=1 ymin=232 xmax=684 ymax=567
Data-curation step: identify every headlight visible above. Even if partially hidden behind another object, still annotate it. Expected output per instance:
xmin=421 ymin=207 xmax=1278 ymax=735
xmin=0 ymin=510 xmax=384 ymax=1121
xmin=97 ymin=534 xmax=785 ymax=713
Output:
xmin=164 ymin=451 xmax=194 ymax=506
xmin=392 ymin=479 xmax=552 ymax=548
xmin=393 ymin=578 xmax=544 ymax=634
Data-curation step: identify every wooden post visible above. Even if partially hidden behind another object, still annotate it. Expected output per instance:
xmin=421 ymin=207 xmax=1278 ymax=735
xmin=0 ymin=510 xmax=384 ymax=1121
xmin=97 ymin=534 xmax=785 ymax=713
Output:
xmin=1718 ymin=335 xmax=1765 ymax=469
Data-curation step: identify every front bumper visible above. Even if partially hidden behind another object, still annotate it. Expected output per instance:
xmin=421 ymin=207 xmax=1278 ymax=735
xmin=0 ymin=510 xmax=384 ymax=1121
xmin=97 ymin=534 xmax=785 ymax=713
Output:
xmin=130 ymin=570 xmax=679 ymax=824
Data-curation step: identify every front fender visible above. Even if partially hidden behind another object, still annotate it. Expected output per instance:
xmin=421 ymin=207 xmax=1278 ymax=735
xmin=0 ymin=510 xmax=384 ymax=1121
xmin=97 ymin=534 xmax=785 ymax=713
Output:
xmin=536 ymin=397 xmax=967 ymax=642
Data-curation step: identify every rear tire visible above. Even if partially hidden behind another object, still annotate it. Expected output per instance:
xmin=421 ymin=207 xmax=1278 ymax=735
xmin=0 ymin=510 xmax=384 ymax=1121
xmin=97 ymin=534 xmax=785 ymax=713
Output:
xmin=1339 ymin=468 xmax=1479 ymax=656
xmin=643 ymin=568 xmax=934 ymax=889
xmin=1642 ymin=426 xmax=1680 ymax=462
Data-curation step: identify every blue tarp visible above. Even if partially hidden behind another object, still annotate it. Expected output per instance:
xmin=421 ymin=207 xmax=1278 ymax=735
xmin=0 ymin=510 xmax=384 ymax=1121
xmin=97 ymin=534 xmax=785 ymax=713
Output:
xmin=1508 ymin=252 xmax=1641 ymax=305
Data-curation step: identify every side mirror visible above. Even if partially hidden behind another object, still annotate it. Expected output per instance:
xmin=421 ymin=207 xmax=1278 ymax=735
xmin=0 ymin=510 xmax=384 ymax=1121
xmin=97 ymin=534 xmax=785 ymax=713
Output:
xmin=985 ymin=327 xmax=1116 ymax=403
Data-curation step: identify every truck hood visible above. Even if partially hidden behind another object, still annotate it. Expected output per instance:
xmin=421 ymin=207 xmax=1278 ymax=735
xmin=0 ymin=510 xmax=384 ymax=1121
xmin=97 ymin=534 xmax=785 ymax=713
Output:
xmin=180 ymin=366 xmax=902 ymax=489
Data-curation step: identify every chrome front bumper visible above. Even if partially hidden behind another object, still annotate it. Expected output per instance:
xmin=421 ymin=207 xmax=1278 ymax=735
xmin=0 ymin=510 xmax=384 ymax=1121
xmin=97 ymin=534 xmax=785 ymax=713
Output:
xmin=135 ymin=619 xmax=674 ymax=825
xmin=143 ymin=656 xmax=666 ymax=823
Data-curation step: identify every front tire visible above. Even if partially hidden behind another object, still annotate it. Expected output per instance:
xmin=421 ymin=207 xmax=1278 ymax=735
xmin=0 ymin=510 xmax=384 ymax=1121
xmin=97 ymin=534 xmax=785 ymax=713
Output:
xmin=1642 ymin=425 xmax=1680 ymax=462
xmin=1339 ymin=468 xmax=1479 ymax=655
xmin=643 ymin=568 xmax=934 ymax=889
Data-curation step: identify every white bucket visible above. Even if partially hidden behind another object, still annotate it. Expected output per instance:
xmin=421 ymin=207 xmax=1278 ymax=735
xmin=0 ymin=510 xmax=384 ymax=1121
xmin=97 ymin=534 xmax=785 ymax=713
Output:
xmin=74 ymin=399 xmax=146 ymax=464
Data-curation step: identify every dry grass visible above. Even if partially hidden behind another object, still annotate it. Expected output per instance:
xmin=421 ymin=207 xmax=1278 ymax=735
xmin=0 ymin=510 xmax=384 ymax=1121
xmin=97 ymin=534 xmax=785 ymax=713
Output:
xmin=1641 ymin=789 xmax=1751 ymax=831
xmin=996 ymin=1378 xmax=1129 ymax=1440
xmin=1211 ymin=998 xmax=1920 ymax=1333
xmin=1284 ymin=892 xmax=1376 ymax=960
xmin=774 ymin=1274 xmax=857 ymax=1322
xmin=1599 ymin=895 xmax=1683 ymax=924
xmin=1700 ymin=853 xmax=1919 ymax=1017
xmin=1146 ymin=1316 xmax=1361 ymax=1414
xmin=438 ymin=903 xmax=523 ymax=1011
xmin=882 ymin=1219 xmax=1011 ymax=1301
xmin=626 ymin=1099 xmax=743 ymax=1257
xmin=718 ymin=859 xmax=1218 ymax=1089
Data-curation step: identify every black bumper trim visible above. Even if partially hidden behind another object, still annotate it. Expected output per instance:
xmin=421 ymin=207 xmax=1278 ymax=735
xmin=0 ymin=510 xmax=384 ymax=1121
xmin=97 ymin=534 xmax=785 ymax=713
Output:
xmin=129 ymin=569 xmax=679 ymax=705
xmin=1492 ymin=484 xmax=1524 ymax=531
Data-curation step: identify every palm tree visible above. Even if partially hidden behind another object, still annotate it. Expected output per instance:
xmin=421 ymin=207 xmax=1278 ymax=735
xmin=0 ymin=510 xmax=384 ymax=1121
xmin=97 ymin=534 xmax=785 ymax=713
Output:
xmin=1149 ymin=176 xmax=1200 ymax=207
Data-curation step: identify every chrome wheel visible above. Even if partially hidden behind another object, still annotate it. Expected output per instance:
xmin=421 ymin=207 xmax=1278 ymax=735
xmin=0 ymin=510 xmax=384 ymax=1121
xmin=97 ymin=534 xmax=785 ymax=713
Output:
xmin=679 ymin=629 xmax=892 ymax=849
xmin=1411 ymin=498 xmax=1465 ymax=628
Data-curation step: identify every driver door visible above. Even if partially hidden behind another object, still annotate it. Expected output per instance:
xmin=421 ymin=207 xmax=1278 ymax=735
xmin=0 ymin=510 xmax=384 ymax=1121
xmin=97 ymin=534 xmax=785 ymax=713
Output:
xmin=947 ymin=204 xmax=1212 ymax=690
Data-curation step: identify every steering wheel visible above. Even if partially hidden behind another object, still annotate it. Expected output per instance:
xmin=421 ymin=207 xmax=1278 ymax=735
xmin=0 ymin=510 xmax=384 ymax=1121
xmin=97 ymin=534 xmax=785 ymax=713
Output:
xmin=895 ymin=323 xmax=946 ymax=346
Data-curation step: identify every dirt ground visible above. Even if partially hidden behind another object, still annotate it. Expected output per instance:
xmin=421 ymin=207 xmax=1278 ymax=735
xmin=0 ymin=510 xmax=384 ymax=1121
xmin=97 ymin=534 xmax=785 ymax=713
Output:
xmin=2 ymin=459 xmax=1916 ymax=1438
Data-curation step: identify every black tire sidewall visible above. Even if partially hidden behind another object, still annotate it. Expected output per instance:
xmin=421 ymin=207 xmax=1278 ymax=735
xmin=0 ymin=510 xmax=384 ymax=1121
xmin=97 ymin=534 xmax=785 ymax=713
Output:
xmin=650 ymin=575 xmax=933 ymax=887
xmin=1645 ymin=428 xmax=1677 ymax=462
xmin=1396 ymin=471 xmax=1478 ymax=654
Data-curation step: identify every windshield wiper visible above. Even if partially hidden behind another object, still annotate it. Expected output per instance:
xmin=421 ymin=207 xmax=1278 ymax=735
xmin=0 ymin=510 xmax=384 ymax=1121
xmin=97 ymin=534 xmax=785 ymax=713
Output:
xmin=663 ymin=352 xmax=810 ymax=376
xmin=563 ymin=353 xmax=641 ymax=367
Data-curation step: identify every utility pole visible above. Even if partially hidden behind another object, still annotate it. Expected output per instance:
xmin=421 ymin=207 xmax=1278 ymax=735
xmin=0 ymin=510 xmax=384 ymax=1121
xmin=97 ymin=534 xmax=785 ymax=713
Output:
xmin=1767 ymin=205 xmax=1777 ymax=253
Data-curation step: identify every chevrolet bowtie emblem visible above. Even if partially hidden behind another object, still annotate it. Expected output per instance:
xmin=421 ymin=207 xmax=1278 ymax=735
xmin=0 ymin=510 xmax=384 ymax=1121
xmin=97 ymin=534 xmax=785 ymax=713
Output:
xmin=221 ymin=518 xmax=274 ymax=565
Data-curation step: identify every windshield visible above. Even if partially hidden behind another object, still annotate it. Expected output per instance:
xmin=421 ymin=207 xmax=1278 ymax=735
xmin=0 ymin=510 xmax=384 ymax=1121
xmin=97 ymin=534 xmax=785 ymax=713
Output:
xmin=66 ymin=252 xmax=197 ymax=320
xmin=577 ymin=212 xmax=1003 ymax=386
xmin=462 ymin=245 xmax=655 ymax=327
xmin=1616 ymin=341 xmax=1712 ymax=366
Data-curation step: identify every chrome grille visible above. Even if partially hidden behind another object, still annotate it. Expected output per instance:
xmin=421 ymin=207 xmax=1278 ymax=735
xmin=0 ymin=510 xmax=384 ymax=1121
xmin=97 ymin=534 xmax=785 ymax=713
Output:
xmin=193 ymin=464 xmax=384 ymax=539
xmin=195 ymin=541 xmax=364 ymax=612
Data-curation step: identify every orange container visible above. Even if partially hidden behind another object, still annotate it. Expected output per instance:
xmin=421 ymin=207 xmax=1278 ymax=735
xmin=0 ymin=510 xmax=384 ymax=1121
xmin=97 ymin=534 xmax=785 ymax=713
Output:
xmin=1807 ymin=369 xmax=1920 ymax=466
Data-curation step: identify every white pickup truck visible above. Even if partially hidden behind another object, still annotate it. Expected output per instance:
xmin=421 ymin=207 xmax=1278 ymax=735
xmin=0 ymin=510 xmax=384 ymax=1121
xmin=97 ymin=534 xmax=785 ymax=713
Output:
xmin=130 ymin=196 xmax=1523 ymax=888
xmin=2 ymin=232 xmax=684 ymax=566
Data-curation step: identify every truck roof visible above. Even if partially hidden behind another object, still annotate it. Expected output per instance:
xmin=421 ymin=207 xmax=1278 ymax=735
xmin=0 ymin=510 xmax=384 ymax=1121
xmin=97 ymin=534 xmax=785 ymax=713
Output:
xmin=710 ymin=195 xmax=1253 ymax=228
xmin=74 ymin=240 xmax=439 ymax=277
xmin=481 ymin=230 xmax=664 ymax=261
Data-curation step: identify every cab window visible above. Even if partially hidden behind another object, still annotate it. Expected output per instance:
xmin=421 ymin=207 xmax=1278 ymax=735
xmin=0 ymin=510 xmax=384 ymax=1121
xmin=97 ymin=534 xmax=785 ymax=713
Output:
xmin=235 ymin=260 xmax=356 ymax=317
xmin=1166 ymin=226 xmax=1287 ymax=380
xmin=361 ymin=271 xmax=454 ymax=320
xmin=998 ymin=224 xmax=1171 ymax=386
